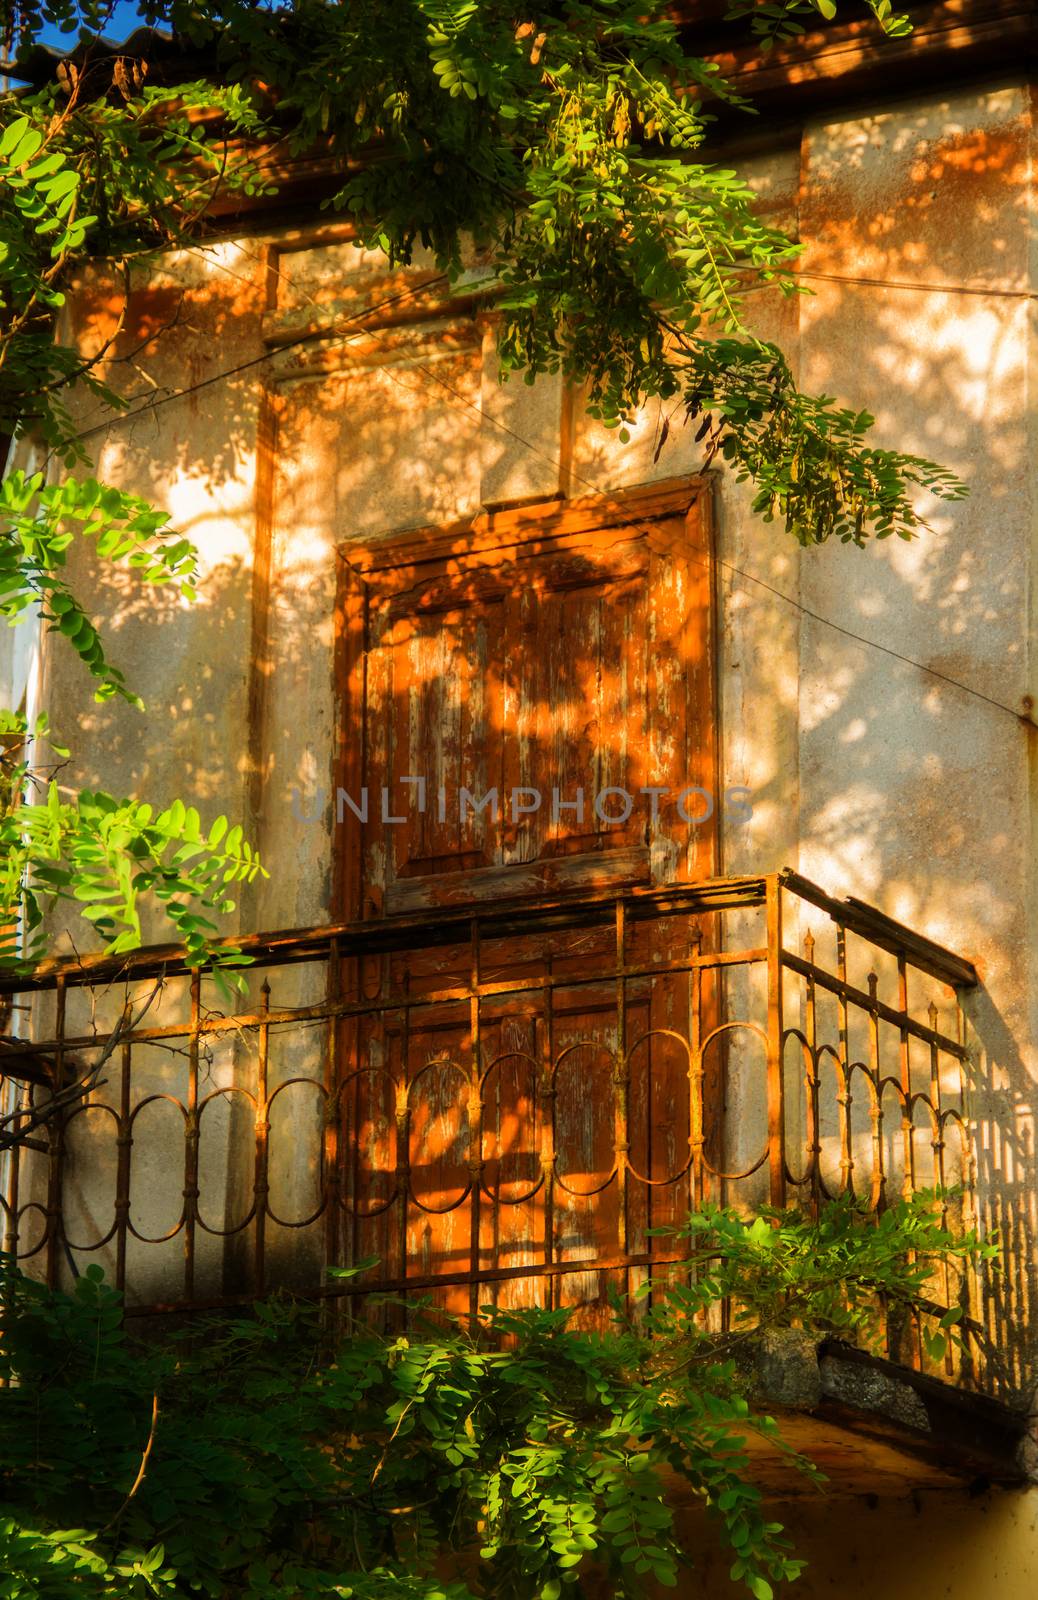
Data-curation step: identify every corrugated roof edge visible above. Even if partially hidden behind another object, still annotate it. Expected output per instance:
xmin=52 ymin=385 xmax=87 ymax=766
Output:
xmin=3 ymin=22 xmax=204 ymax=88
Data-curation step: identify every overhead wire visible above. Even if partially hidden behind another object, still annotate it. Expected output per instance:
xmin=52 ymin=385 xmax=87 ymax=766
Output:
xmin=790 ymin=268 xmax=1038 ymax=301
xmin=66 ymin=257 xmax=1037 ymax=447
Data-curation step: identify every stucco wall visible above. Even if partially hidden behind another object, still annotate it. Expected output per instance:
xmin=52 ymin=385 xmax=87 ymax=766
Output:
xmin=791 ymin=82 xmax=1038 ymax=1408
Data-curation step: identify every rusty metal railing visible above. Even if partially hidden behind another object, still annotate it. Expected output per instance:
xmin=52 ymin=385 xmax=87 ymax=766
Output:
xmin=0 ymin=871 xmax=981 ymax=1368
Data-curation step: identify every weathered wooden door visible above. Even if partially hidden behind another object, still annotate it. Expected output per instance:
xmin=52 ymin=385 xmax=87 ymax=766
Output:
xmin=334 ymin=478 xmax=717 ymax=1316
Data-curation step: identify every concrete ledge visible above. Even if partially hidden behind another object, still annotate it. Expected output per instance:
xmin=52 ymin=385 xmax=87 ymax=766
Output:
xmin=724 ymin=1333 xmax=1032 ymax=1497
xmin=815 ymin=1341 xmax=1032 ymax=1487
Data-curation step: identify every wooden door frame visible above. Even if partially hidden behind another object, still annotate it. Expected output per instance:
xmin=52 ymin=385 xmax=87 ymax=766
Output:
xmin=331 ymin=474 xmax=720 ymax=923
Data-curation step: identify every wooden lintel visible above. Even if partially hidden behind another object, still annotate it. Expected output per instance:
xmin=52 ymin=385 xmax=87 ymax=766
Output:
xmin=341 ymin=477 xmax=707 ymax=574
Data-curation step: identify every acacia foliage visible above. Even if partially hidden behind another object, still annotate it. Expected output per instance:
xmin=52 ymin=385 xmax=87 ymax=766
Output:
xmin=0 ymin=69 xmax=269 ymax=971
xmin=4 ymin=0 xmax=966 ymax=545
xmin=0 ymin=1194 xmax=990 ymax=1600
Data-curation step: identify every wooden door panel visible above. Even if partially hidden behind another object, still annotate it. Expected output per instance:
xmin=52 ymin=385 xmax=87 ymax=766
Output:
xmin=385 ymin=594 xmax=505 ymax=883
xmin=343 ymin=495 xmax=714 ymax=917
xmin=343 ymin=944 xmax=695 ymax=1319
xmin=335 ymin=482 xmax=716 ymax=1316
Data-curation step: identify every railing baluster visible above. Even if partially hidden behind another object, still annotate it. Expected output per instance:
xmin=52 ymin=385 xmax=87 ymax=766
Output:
xmin=253 ymin=978 xmax=271 ymax=1298
xmin=898 ymin=956 xmax=915 ymax=1202
xmin=957 ymin=993 xmax=976 ymax=1231
xmin=44 ymin=976 xmax=67 ymax=1289
xmin=867 ymin=971 xmax=884 ymax=1210
xmin=803 ymin=931 xmax=820 ymax=1215
xmin=468 ymin=920 xmax=483 ymax=1327
xmin=688 ymin=925 xmax=704 ymax=1211
xmin=323 ymin=938 xmax=342 ymax=1303
xmin=114 ymin=1033 xmax=132 ymax=1295
xmin=396 ymin=979 xmax=411 ymax=1324
xmin=835 ymin=925 xmax=853 ymax=1196
xmin=765 ymin=877 xmax=785 ymax=1206
xmin=614 ymin=900 xmax=630 ymax=1300
xmin=928 ymin=1000 xmax=955 ymax=1375
xmin=540 ymin=953 xmax=555 ymax=1312
xmin=928 ymin=1000 xmax=945 ymax=1190
xmin=956 ymin=994 xmax=980 ymax=1377
xmin=183 ymin=969 xmax=201 ymax=1304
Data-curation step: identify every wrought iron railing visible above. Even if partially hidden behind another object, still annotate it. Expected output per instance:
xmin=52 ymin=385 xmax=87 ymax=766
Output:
xmin=0 ymin=871 xmax=981 ymax=1368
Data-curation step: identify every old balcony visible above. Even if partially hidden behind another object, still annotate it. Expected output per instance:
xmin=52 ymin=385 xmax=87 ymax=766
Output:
xmin=0 ymin=870 xmax=1027 ymax=1491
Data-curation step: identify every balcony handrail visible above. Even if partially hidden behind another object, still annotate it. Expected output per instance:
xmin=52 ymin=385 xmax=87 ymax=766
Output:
xmin=779 ymin=869 xmax=980 ymax=990
xmin=0 ymin=869 xmax=978 ymax=995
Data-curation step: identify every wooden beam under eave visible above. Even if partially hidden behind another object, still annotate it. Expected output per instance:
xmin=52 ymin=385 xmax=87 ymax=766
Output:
xmin=687 ymin=0 xmax=1038 ymax=128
